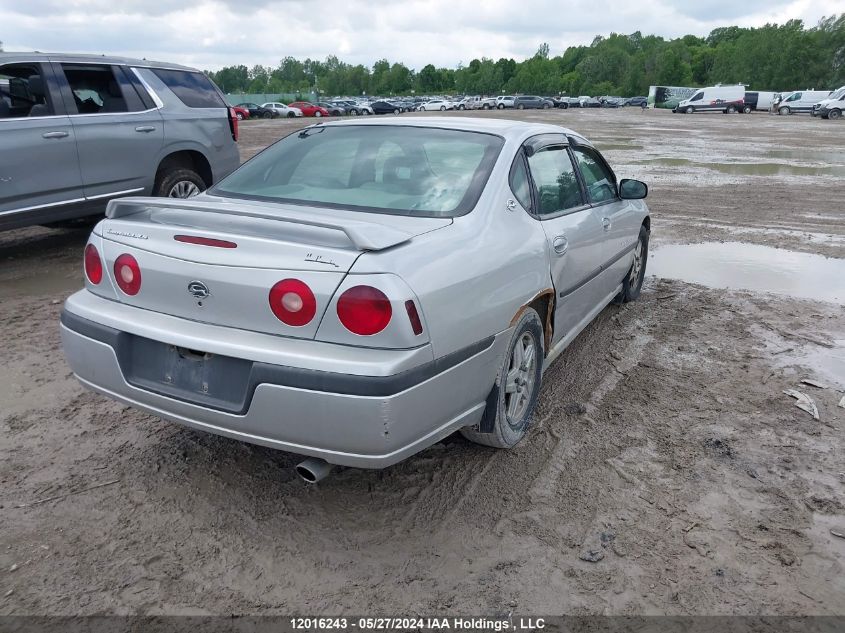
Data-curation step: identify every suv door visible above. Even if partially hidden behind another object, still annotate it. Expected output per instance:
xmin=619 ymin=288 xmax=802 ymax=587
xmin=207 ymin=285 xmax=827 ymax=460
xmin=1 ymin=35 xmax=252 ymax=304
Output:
xmin=0 ymin=61 xmax=84 ymax=226
xmin=570 ymin=142 xmax=639 ymax=293
xmin=517 ymin=135 xmax=607 ymax=343
xmin=54 ymin=62 xmax=164 ymax=200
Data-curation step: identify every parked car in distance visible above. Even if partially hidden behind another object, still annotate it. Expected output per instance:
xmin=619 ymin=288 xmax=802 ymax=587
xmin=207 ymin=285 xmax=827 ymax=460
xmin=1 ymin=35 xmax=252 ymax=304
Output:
xmin=549 ymin=97 xmax=569 ymax=109
xmin=675 ymin=85 xmax=744 ymax=114
xmin=514 ymin=95 xmax=553 ymax=110
xmin=370 ymin=100 xmax=403 ymax=115
xmin=479 ymin=97 xmax=498 ymax=110
xmin=262 ymin=102 xmax=303 ymax=118
xmin=496 ymin=95 xmax=516 ymax=109
xmin=778 ymin=90 xmax=832 ymax=115
xmin=231 ymin=105 xmax=250 ymax=120
xmin=0 ymin=52 xmax=240 ymax=231
xmin=600 ymin=97 xmax=625 ymax=108
xmin=61 ymin=116 xmax=650 ymax=479
xmin=237 ymin=102 xmax=276 ymax=119
xmin=578 ymin=96 xmax=601 ymax=108
xmin=624 ymin=96 xmax=648 ymax=107
xmin=289 ymin=101 xmax=330 ymax=117
xmin=419 ymin=99 xmax=453 ymax=111
xmin=812 ymin=86 xmax=845 ymax=119
xmin=317 ymin=102 xmax=346 ymax=116
xmin=456 ymin=96 xmax=482 ymax=110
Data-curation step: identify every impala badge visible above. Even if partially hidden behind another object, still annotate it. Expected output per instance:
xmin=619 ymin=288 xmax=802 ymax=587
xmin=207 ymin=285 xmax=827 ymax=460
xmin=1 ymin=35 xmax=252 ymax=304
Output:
xmin=188 ymin=280 xmax=210 ymax=299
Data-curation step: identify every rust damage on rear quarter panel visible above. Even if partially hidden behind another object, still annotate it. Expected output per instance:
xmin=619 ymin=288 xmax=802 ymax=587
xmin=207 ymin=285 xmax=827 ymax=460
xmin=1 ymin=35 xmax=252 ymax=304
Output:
xmin=509 ymin=289 xmax=555 ymax=354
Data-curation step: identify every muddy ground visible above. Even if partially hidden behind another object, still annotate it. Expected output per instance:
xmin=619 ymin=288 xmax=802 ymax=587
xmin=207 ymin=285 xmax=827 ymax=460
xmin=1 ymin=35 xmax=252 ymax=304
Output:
xmin=1 ymin=108 xmax=844 ymax=616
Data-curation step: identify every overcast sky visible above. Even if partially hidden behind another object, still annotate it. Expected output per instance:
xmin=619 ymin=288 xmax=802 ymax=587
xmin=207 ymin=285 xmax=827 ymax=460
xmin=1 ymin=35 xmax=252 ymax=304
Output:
xmin=2 ymin=0 xmax=843 ymax=70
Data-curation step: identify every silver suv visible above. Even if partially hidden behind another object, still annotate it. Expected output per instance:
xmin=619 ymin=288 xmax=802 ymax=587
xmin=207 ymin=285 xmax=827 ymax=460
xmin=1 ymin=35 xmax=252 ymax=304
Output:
xmin=0 ymin=53 xmax=240 ymax=231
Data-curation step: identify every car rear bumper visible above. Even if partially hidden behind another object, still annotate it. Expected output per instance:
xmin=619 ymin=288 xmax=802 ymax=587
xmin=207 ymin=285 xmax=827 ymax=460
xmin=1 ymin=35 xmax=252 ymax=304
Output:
xmin=61 ymin=291 xmax=505 ymax=468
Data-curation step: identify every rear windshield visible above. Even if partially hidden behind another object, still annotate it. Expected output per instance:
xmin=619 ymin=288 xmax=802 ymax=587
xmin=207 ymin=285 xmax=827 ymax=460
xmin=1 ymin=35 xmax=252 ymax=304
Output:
xmin=213 ymin=125 xmax=504 ymax=217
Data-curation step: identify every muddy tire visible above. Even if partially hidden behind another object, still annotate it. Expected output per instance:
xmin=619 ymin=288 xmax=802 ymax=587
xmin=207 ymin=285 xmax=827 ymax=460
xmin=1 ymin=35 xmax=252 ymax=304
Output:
xmin=461 ymin=308 xmax=544 ymax=449
xmin=779 ymin=106 xmax=790 ymax=116
xmin=615 ymin=225 xmax=649 ymax=304
xmin=829 ymin=109 xmax=842 ymax=121
xmin=154 ymin=168 xmax=205 ymax=199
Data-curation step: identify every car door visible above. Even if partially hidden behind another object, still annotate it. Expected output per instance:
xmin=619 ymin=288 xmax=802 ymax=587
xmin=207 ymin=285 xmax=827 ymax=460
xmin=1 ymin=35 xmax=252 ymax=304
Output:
xmin=570 ymin=141 xmax=640 ymax=293
xmin=54 ymin=62 xmax=164 ymax=200
xmin=0 ymin=60 xmax=85 ymax=222
xmin=519 ymin=135 xmax=608 ymax=343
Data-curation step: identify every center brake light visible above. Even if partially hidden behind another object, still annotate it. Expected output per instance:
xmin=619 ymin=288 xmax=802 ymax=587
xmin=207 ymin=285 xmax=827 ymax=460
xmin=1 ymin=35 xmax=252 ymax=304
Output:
xmin=174 ymin=235 xmax=238 ymax=249
xmin=336 ymin=286 xmax=392 ymax=336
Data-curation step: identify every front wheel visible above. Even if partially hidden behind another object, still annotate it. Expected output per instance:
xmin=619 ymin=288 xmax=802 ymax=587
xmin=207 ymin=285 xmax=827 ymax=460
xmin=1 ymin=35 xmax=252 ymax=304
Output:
xmin=829 ymin=109 xmax=842 ymax=121
xmin=685 ymin=106 xmax=694 ymax=114
xmin=314 ymin=111 xmax=322 ymax=118
xmin=497 ymin=104 xmax=504 ymax=109
xmin=779 ymin=106 xmax=790 ymax=115
xmin=393 ymin=108 xmax=400 ymax=115
xmin=286 ymin=112 xmax=295 ymax=118
xmin=743 ymin=106 xmax=752 ymax=114
xmin=543 ymin=103 xmax=550 ymax=109
xmin=726 ymin=105 xmax=737 ymax=114
xmin=517 ymin=104 xmax=525 ymax=110
xmin=262 ymin=111 xmax=272 ymax=119
xmin=461 ymin=308 xmax=544 ymax=449
xmin=615 ymin=225 xmax=649 ymax=304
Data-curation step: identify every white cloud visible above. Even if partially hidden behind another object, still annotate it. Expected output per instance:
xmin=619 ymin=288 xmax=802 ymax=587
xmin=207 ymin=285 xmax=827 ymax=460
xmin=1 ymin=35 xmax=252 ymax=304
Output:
xmin=1 ymin=0 xmax=843 ymax=70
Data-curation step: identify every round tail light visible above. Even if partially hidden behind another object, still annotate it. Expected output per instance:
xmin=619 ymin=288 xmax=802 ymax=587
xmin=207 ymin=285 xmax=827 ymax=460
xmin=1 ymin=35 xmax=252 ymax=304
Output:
xmin=114 ymin=254 xmax=142 ymax=295
xmin=336 ymin=285 xmax=392 ymax=335
xmin=269 ymin=279 xmax=317 ymax=326
xmin=84 ymin=244 xmax=103 ymax=285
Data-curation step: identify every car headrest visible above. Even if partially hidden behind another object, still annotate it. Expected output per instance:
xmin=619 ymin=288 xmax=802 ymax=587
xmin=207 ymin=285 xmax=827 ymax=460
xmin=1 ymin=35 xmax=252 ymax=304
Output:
xmin=27 ymin=75 xmax=45 ymax=98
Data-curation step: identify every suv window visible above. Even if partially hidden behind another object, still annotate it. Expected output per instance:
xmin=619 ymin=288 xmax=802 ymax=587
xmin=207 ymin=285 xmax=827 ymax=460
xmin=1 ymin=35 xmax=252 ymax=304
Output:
xmin=0 ymin=64 xmax=53 ymax=118
xmin=62 ymin=64 xmax=133 ymax=114
xmin=526 ymin=146 xmax=583 ymax=217
xmin=151 ymin=69 xmax=226 ymax=108
xmin=572 ymin=146 xmax=617 ymax=203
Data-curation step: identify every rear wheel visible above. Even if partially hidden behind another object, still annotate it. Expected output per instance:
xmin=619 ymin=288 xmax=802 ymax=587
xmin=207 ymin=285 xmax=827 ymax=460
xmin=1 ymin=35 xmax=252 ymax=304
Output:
xmin=726 ymin=105 xmax=737 ymax=114
xmin=829 ymin=109 xmax=842 ymax=121
xmin=154 ymin=168 xmax=205 ymax=199
xmin=615 ymin=225 xmax=649 ymax=304
xmin=742 ymin=105 xmax=752 ymax=114
xmin=517 ymin=104 xmax=525 ymax=110
xmin=543 ymin=103 xmax=550 ymax=109
xmin=393 ymin=108 xmax=400 ymax=115
xmin=314 ymin=111 xmax=322 ymax=118
xmin=350 ymin=109 xmax=359 ymax=116
xmin=497 ymin=104 xmax=505 ymax=109
xmin=461 ymin=308 xmax=544 ymax=449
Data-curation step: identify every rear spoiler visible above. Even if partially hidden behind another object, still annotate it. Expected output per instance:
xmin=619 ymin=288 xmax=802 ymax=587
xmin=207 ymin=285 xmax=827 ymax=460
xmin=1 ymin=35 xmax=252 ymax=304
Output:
xmin=105 ymin=197 xmax=417 ymax=252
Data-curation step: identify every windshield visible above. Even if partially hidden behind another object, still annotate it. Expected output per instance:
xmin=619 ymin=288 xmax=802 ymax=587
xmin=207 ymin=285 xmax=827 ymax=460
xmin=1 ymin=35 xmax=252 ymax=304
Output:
xmin=213 ymin=125 xmax=504 ymax=217
xmin=829 ymin=87 xmax=845 ymax=100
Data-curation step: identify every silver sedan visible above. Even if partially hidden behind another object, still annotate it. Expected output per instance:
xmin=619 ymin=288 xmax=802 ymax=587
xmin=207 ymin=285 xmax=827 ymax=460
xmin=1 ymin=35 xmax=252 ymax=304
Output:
xmin=61 ymin=118 xmax=650 ymax=480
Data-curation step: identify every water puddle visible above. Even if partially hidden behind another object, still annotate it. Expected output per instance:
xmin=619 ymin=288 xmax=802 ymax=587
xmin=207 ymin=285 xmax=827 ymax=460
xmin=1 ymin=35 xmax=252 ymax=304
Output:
xmin=595 ymin=142 xmax=645 ymax=151
xmin=635 ymin=157 xmax=845 ymax=177
xmin=649 ymin=242 xmax=845 ymax=303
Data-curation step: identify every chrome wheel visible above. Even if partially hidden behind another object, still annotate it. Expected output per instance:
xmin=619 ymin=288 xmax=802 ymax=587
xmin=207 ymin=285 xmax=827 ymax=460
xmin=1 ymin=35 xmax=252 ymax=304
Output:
xmin=168 ymin=180 xmax=201 ymax=198
xmin=504 ymin=331 xmax=538 ymax=427
xmin=629 ymin=238 xmax=643 ymax=287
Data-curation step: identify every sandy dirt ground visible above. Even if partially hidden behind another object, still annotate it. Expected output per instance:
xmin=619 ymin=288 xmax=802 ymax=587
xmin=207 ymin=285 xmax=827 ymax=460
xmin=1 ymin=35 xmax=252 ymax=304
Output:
xmin=1 ymin=108 xmax=844 ymax=616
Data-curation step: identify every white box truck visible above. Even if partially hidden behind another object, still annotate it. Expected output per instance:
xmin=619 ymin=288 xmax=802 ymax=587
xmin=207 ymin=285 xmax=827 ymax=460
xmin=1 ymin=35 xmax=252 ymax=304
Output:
xmin=675 ymin=85 xmax=745 ymax=114
xmin=777 ymin=90 xmax=832 ymax=115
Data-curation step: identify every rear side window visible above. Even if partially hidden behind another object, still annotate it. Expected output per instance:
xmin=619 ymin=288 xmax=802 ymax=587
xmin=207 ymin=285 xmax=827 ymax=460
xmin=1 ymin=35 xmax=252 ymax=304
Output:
xmin=62 ymin=64 xmax=143 ymax=114
xmin=151 ymin=69 xmax=226 ymax=108
xmin=0 ymin=63 xmax=53 ymax=118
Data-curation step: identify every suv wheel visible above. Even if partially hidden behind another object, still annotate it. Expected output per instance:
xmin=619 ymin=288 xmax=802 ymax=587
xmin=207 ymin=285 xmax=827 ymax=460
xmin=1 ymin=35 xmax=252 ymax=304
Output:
xmin=497 ymin=103 xmax=505 ymax=109
xmin=155 ymin=168 xmax=205 ymax=199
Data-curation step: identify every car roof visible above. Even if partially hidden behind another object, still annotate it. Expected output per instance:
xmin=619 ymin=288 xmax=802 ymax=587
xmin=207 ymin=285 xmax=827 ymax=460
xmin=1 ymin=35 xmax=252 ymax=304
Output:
xmin=309 ymin=116 xmax=589 ymax=144
xmin=0 ymin=51 xmax=197 ymax=71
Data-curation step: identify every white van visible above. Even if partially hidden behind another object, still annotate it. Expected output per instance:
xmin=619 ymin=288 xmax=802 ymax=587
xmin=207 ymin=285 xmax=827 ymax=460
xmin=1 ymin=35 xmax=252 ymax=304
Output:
xmin=743 ymin=91 xmax=777 ymax=112
xmin=676 ymin=85 xmax=745 ymax=114
xmin=777 ymin=90 xmax=831 ymax=115
xmin=812 ymin=86 xmax=845 ymax=120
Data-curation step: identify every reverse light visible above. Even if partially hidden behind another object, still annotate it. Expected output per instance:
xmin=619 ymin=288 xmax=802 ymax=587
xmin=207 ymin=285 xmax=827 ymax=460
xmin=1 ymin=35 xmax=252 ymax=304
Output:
xmin=84 ymin=244 xmax=103 ymax=285
xmin=337 ymin=286 xmax=392 ymax=336
xmin=114 ymin=254 xmax=142 ymax=295
xmin=269 ymin=279 xmax=317 ymax=326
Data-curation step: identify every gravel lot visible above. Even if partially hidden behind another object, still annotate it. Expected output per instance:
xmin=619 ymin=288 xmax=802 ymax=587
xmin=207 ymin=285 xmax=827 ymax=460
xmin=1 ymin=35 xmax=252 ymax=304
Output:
xmin=1 ymin=108 xmax=844 ymax=615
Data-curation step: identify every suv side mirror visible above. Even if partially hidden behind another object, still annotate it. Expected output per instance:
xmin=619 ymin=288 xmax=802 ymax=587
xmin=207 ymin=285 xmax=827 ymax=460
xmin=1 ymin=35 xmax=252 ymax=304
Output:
xmin=619 ymin=179 xmax=648 ymax=199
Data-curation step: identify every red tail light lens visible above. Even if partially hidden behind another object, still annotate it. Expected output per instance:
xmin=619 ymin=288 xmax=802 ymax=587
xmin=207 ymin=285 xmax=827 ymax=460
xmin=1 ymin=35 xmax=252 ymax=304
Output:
xmin=405 ymin=300 xmax=423 ymax=336
xmin=269 ymin=279 xmax=316 ymax=326
xmin=228 ymin=107 xmax=239 ymax=142
xmin=114 ymin=254 xmax=142 ymax=295
xmin=84 ymin=243 xmax=103 ymax=285
xmin=337 ymin=286 xmax=392 ymax=335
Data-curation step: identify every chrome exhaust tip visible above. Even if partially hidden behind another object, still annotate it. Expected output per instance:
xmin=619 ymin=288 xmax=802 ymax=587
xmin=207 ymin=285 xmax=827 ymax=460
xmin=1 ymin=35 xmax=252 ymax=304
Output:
xmin=295 ymin=457 xmax=332 ymax=483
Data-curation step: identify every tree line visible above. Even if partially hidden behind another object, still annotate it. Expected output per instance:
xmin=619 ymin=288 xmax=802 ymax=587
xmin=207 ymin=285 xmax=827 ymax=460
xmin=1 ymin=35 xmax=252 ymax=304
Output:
xmin=206 ymin=15 xmax=844 ymax=97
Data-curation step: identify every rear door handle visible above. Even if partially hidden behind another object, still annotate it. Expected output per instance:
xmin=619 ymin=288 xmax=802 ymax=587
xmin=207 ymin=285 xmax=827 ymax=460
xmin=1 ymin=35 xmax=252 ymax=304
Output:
xmin=602 ymin=217 xmax=612 ymax=231
xmin=552 ymin=235 xmax=568 ymax=255
xmin=135 ymin=126 xmax=156 ymax=133
xmin=42 ymin=131 xmax=69 ymax=139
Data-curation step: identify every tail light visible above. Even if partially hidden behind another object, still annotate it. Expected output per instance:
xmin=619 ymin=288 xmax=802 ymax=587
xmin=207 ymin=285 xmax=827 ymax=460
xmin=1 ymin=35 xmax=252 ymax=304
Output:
xmin=84 ymin=244 xmax=103 ymax=285
xmin=114 ymin=254 xmax=142 ymax=295
xmin=405 ymin=300 xmax=423 ymax=336
xmin=269 ymin=279 xmax=316 ymax=326
xmin=228 ymin=107 xmax=239 ymax=142
xmin=337 ymin=286 xmax=392 ymax=335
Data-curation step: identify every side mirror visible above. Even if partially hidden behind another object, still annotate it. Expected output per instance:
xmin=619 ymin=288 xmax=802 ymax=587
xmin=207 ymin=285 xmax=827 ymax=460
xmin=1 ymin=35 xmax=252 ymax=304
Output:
xmin=619 ymin=178 xmax=648 ymax=200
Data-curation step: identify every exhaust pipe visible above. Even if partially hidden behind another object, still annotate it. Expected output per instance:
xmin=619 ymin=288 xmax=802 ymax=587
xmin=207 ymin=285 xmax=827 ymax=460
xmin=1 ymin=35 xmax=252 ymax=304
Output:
xmin=295 ymin=457 xmax=332 ymax=483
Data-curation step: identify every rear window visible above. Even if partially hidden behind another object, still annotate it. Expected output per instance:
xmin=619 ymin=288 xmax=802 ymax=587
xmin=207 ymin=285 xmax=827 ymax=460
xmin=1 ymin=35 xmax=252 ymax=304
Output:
xmin=150 ymin=69 xmax=226 ymax=108
xmin=213 ymin=125 xmax=504 ymax=217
